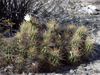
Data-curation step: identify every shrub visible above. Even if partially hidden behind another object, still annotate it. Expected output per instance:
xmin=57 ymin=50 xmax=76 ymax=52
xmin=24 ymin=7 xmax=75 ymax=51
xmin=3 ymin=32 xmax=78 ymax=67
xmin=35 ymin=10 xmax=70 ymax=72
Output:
xmin=0 ymin=18 xmax=15 ymax=37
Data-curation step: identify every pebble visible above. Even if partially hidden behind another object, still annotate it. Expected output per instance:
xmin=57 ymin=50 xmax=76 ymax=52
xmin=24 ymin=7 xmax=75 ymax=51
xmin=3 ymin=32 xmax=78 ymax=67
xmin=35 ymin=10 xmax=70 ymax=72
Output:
xmin=78 ymin=5 xmax=98 ymax=15
xmin=69 ymin=69 xmax=74 ymax=73
xmin=28 ymin=73 xmax=33 ymax=75
xmin=80 ymin=64 xmax=87 ymax=67
xmin=10 ymin=74 xmax=15 ymax=75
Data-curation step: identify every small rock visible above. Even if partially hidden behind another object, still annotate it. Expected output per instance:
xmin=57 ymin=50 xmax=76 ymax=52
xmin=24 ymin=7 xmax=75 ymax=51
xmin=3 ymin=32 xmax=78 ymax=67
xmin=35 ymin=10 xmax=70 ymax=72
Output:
xmin=95 ymin=60 xmax=100 ymax=63
xmin=78 ymin=5 xmax=98 ymax=15
xmin=70 ymin=69 xmax=74 ymax=73
xmin=21 ymin=72 xmax=26 ymax=75
xmin=80 ymin=64 xmax=86 ymax=67
xmin=77 ymin=66 xmax=85 ymax=71
xmin=55 ymin=74 xmax=62 ymax=75
xmin=4 ymin=68 xmax=7 ymax=72
xmin=28 ymin=73 xmax=32 ymax=75
xmin=81 ymin=74 xmax=88 ymax=75
xmin=48 ymin=43 xmax=56 ymax=47
xmin=10 ymin=74 xmax=15 ymax=75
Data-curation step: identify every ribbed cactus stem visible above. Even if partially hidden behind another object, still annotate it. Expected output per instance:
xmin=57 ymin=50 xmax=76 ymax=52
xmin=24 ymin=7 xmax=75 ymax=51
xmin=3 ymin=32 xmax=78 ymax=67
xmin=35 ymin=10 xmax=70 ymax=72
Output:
xmin=85 ymin=38 xmax=94 ymax=52
xmin=76 ymin=26 xmax=88 ymax=40
xmin=70 ymin=32 xmax=82 ymax=63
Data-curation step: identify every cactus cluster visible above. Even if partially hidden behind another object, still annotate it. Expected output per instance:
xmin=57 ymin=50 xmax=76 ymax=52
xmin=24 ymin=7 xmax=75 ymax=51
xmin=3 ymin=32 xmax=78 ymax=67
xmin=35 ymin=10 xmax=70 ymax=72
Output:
xmin=0 ymin=14 xmax=94 ymax=73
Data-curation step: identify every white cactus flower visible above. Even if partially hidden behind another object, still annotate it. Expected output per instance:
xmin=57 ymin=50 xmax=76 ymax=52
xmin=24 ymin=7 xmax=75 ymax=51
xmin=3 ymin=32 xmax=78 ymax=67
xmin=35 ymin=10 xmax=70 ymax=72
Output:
xmin=24 ymin=14 xmax=31 ymax=22
xmin=70 ymin=51 xmax=73 ymax=57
